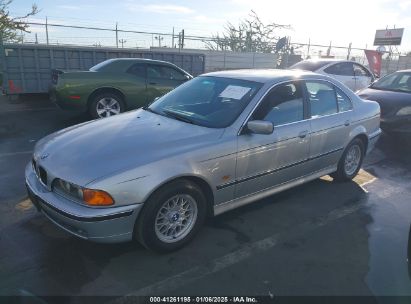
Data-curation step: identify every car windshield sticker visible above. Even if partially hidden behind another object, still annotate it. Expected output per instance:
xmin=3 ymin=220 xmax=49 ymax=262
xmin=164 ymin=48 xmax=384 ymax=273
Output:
xmin=219 ymin=85 xmax=251 ymax=100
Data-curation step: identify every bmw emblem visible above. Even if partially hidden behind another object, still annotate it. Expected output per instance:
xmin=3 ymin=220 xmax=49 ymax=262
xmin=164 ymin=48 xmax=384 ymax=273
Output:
xmin=40 ymin=153 xmax=49 ymax=160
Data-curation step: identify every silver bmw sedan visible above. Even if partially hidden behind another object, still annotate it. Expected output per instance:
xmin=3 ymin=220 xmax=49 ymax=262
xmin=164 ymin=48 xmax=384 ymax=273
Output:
xmin=25 ymin=69 xmax=381 ymax=252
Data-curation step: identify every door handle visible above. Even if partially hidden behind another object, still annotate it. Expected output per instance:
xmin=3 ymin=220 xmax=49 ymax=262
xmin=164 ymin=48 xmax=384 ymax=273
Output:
xmin=298 ymin=130 xmax=308 ymax=138
xmin=344 ymin=120 xmax=350 ymax=126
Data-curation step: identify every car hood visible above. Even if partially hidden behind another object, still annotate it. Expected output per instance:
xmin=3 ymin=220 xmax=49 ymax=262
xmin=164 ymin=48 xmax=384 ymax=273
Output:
xmin=34 ymin=109 xmax=224 ymax=186
xmin=357 ymin=87 xmax=411 ymax=116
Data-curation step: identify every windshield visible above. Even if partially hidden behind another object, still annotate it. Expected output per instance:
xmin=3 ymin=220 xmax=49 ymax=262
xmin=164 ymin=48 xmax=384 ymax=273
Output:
xmin=148 ymin=76 xmax=263 ymax=128
xmin=371 ymin=71 xmax=411 ymax=93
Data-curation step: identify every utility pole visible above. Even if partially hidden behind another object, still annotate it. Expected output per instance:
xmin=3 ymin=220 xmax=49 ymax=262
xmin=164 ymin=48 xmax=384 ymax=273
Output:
xmin=307 ymin=38 xmax=311 ymax=59
xmin=181 ymin=29 xmax=185 ymax=49
xmin=35 ymin=33 xmax=38 ymax=44
xmin=172 ymin=27 xmax=175 ymax=48
xmin=115 ymin=22 xmax=119 ymax=48
xmin=45 ymin=16 xmax=49 ymax=45
xmin=119 ymin=39 xmax=126 ymax=48
xmin=347 ymin=42 xmax=352 ymax=60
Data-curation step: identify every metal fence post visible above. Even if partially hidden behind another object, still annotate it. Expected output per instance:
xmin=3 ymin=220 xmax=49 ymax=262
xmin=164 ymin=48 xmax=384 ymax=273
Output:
xmin=0 ymin=33 xmax=8 ymax=94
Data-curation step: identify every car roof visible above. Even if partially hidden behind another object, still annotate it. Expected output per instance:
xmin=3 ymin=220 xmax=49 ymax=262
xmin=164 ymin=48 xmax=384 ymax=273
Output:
xmin=108 ymin=58 xmax=173 ymax=65
xmin=202 ymin=69 xmax=319 ymax=83
xmin=297 ymin=59 xmax=355 ymax=64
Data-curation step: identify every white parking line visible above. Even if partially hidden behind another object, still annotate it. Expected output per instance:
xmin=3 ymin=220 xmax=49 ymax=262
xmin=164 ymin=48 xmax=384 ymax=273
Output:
xmin=0 ymin=151 xmax=33 ymax=157
xmin=113 ymin=202 xmax=363 ymax=299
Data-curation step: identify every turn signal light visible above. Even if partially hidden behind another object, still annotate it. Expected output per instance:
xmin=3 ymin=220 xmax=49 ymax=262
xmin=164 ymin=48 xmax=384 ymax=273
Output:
xmin=83 ymin=189 xmax=114 ymax=206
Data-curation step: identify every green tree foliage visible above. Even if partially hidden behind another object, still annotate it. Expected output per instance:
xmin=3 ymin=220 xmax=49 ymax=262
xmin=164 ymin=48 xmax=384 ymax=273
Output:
xmin=206 ymin=11 xmax=291 ymax=53
xmin=0 ymin=0 xmax=38 ymax=42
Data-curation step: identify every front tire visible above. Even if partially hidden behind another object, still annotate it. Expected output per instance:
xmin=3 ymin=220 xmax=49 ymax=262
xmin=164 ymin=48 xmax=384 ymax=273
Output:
xmin=89 ymin=92 xmax=125 ymax=119
xmin=135 ymin=179 xmax=207 ymax=253
xmin=331 ymin=138 xmax=365 ymax=182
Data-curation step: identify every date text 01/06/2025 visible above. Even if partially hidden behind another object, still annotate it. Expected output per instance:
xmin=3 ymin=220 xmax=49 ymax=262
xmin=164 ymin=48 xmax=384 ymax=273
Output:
xmin=149 ymin=297 xmax=258 ymax=303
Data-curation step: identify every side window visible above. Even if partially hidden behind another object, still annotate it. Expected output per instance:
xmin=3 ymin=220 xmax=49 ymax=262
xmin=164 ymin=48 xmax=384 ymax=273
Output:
xmin=147 ymin=65 xmax=163 ymax=79
xmin=161 ymin=66 xmax=187 ymax=80
xmin=127 ymin=64 xmax=146 ymax=78
xmin=398 ymin=74 xmax=411 ymax=86
xmin=324 ymin=62 xmax=354 ymax=76
xmin=354 ymin=64 xmax=371 ymax=77
xmin=335 ymin=87 xmax=353 ymax=112
xmin=253 ymin=82 xmax=304 ymax=126
xmin=147 ymin=65 xmax=187 ymax=80
xmin=305 ymin=81 xmax=338 ymax=117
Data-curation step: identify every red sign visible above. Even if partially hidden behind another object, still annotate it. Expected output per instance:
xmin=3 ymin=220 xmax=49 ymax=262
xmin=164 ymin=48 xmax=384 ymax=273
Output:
xmin=364 ymin=50 xmax=382 ymax=77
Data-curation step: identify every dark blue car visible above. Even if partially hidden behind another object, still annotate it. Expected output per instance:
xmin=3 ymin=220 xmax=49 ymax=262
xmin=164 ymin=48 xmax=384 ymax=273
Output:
xmin=358 ymin=70 xmax=411 ymax=133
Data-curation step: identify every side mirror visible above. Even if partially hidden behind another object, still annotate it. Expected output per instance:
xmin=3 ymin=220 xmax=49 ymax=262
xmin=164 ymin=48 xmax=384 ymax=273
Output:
xmin=247 ymin=120 xmax=274 ymax=135
xmin=184 ymin=75 xmax=192 ymax=81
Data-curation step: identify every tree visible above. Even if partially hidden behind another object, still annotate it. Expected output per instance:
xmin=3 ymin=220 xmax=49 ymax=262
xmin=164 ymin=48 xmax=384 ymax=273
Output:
xmin=0 ymin=0 xmax=38 ymax=43
xmin=206 ymin=11 xmax=291 ymax=53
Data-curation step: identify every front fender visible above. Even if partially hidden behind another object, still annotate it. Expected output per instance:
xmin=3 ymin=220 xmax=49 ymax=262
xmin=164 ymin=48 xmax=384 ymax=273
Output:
xmin=87 ymin=159 xmax=215 ymax=207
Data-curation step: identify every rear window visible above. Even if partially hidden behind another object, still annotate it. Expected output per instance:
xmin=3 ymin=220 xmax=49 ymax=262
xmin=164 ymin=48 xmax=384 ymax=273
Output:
xmin=89 ymin=59 xmax=115 ymax=72
xmin=290 ymin=60 xmax=332 ymax=72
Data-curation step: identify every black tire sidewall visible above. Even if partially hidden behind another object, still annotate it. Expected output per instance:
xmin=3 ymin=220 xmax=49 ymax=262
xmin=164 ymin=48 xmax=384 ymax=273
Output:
xmin=89 ymin=93 xmax=125 ymax=119
xmin=336 ymin=138 xmax=365 ymax=181
xmin=135 ymin=179 xmax=207 ymax=253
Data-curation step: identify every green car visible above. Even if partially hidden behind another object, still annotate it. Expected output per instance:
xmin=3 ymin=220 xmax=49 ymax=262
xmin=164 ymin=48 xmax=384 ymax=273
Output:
xmin=50 ymin=58 xmax=193 ymax=118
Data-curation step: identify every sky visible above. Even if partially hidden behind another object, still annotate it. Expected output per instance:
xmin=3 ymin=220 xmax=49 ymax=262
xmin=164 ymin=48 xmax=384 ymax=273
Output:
xmin=8 ymin=0 xmax=411 ymax=55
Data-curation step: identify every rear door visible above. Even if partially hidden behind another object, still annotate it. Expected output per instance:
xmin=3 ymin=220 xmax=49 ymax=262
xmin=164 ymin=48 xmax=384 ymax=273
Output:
xmin=322 ymin=62 xmax=356 ymax=91
xmin=304 ymin=80 xmax=353 ymax=172
xmin=146 ymin=64 xmax=189 ymax=103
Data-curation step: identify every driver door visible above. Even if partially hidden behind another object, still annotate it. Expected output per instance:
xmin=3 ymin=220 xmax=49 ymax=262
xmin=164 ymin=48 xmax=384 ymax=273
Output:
xmin=235 ymin=81 xmax=311 ymax=198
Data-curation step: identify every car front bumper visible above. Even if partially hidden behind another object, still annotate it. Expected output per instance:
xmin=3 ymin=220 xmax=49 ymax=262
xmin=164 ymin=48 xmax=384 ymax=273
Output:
xmin=25 ymin=162 xmax=143 ymax=243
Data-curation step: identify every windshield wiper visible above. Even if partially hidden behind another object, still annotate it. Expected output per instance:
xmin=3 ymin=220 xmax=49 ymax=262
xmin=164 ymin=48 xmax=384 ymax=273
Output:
xmin=162 ymin=109 xmax=195 ymax=124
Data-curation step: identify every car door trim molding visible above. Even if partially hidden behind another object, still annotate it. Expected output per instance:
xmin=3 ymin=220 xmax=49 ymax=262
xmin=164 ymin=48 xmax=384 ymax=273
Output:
xmin=216 ymin=146 xmax=343 ymax=190
xmin=214 ymin=165 xmax=338 ymax=215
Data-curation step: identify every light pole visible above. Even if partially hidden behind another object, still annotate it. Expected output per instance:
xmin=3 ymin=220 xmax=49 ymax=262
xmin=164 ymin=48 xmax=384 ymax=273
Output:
xmin=119 ymin=39 xmax=126 ymax=48
xmin=155 ymin=35 xmax=164 ymax=47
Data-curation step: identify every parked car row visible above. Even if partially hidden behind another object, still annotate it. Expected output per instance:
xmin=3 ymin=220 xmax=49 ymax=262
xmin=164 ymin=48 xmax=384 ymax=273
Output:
xmin=50 ymin=57 xmax=409 ymax=134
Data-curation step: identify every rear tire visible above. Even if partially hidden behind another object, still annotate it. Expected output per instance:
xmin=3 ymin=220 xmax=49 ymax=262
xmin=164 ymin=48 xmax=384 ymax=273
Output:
xmin=89 ymin=92 xmax=125 ymax=119
xmin=331 ymin=138 xmax=365 ymax=182
xmin=135 ymin=179 xmax=207 ymax=253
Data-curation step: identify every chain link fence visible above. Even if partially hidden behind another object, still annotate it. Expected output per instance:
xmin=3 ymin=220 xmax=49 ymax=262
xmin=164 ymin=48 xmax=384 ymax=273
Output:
xmin=8 ymin=19 xmax=411 ymax=77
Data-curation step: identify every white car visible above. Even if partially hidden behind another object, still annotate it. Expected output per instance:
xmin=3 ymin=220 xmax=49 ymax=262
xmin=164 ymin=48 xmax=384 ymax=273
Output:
xmin=290 ymin=59 xmax=375 ymax=92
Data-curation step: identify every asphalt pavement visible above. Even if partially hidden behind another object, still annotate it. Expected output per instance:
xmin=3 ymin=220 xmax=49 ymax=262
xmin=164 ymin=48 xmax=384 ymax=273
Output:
xmin=0 ymin=95 xmax=411 ymax=302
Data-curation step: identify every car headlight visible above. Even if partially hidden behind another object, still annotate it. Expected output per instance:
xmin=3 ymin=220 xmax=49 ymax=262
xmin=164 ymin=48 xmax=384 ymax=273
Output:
xmin=53 ymin=178 xmax=114 ymax=206
xmin=396 ymin=106 xmax=411 ymax=116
